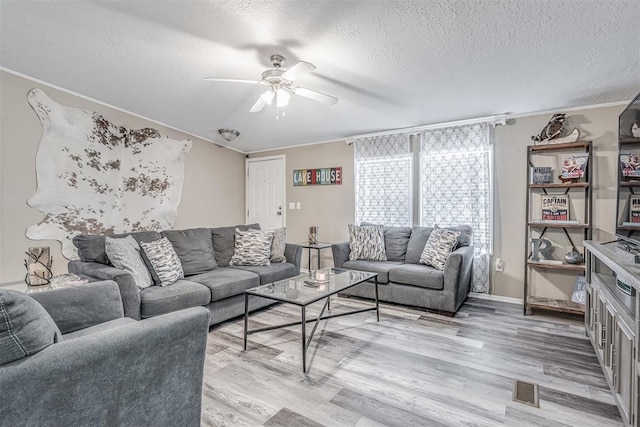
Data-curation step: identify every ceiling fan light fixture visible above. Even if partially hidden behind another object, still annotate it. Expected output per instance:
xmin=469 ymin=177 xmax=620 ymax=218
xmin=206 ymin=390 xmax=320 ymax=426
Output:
xmin=218 ymin=128 xmax=239 ymax=142
xmin=276 ymin=87 xmax=290 ymax=107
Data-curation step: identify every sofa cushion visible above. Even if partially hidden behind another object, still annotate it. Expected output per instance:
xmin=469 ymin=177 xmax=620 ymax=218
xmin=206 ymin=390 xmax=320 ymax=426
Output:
xmin=348 ymin=224 xmax=387 ymax=261
xmin=105 ymin=235 xmax=153 ymax=289
xmin=342 ymin=260 xmax=404 ymax=284
xmin=139 ymin=279 xmax=211 ymax=318
xmin=187 ymin=268 xmax=260 ymax=302
xmin=211 ymin=224 xmax=260 ymax=267
xmin=231 ymin=263 xmax=296 ymax=285
xmin=405 ymin=227 xmax=433 ymax=264
xmin=420 ymin=227 xmax=461 ymax=270
xmin=63 ymin=317 xmax=136 ymax=341
xmin=140 ymin=237 xmax=184 ymax=287
xmin=388 ymin=264 xmax=445 ymax=290
xmin=230 ymin=228 xmax=274 ymax=266
xmin=0 ymin=290 xmax=62 ymax=366
xmin=74 ymin=231 xmax=162 ymax=265
xmin=270 ymin=227 xmax=287 ymax=263
xmin=162 ymin=228 xmax=217 ymax=275
xmin=384 ymin=226 xmax=412 ymax=261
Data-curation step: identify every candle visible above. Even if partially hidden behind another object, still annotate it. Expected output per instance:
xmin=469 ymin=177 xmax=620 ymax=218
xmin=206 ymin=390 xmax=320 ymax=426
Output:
xmin=315 ymin=270 xmax=327 ymax=282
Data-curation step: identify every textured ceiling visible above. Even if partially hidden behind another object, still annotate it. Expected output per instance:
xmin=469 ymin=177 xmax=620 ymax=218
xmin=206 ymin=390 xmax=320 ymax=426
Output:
xmin=1 ymin=0 xmax=639 ymax=152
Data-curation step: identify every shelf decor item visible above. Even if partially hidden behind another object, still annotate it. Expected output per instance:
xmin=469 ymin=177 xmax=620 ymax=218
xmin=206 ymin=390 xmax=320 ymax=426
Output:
xmin=619 ymin=152 xmax=640 ymax=180
xmin=559 ymin=154 xmax=589 ymax=182
xmin=630 ymin=195 xmax=640 ymax=223
xmin=24 ymin=246 xmax=53 ymax=286
xmin=530 ymin=166 xmax=553 ymax=184
xmin=541 ymin=195 xmax=569 ymax=221
xmin=308 ymin=226 xmax=319 ymax=245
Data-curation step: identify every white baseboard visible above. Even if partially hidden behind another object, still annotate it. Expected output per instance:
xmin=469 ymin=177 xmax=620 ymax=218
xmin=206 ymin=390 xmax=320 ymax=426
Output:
xmin=469 ymin=292 xmax=523 ymax=305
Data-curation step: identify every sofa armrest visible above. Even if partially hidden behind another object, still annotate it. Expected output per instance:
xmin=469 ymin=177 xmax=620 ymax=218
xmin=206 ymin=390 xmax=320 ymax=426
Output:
xmin=68 ymin=260 xmax=141 ymax=320
xmin=30 ymin=280 xmax=124 ymax=334
xmin=332 ymin=242 xmax=350 ymax=268
xmin=0 ymin=306 xmax=210 ymax=427
xmin=285 ymin=243 xmax=303 ymax=274
xmin=443 ymin=246 xmax=474 ymax=304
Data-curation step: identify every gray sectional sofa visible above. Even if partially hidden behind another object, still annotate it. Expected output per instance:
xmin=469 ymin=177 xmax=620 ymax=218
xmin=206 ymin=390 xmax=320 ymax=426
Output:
xmin=69 ymin=224 xmax=302 ymax=326
xmin=332 ymin=225 xmax=473 ymax=315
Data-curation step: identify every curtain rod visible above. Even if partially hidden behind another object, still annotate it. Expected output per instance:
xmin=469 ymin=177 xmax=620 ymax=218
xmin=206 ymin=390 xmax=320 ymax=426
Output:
xmin=346 ymin=114 xmax=507 ymax=143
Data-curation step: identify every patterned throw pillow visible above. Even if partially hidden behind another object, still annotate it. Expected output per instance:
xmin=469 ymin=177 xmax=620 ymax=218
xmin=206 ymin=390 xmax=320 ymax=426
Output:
xmin=348 ymin=224 xmax=387 ymax=261
xmin=420 ymin=227 xmax=461 ymax=270
xmin=139 ymin=237 xmax=184 ymax=287
xmin=270 ymin=227 xmax=287 ymax=263
xmin=105 ymin=235 xmax=153 ymax=289
xmin=230 ymin=228 xmax=274 ymax=266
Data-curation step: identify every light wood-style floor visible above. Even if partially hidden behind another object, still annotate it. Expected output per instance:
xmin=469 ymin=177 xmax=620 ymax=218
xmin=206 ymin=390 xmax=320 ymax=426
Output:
xmin=202 ymin=297 xmax=623 ymax=426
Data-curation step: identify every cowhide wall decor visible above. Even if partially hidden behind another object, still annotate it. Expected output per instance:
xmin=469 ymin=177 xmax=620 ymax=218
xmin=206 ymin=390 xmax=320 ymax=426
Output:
xmin=26 ymin=88 xmax=192 ymax=259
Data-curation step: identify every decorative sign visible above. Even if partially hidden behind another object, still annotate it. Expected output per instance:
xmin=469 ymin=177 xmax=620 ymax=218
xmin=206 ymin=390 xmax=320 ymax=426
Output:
xmin=293 ymin=167 xmax=342 ymax=186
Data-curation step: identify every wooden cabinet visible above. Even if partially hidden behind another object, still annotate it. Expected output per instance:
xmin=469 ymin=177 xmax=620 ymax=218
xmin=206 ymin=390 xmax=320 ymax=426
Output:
xmin=584 ymin=240 xmax=638 ymax=426
xmin=524 ymin=141 xmax=592 ymax=315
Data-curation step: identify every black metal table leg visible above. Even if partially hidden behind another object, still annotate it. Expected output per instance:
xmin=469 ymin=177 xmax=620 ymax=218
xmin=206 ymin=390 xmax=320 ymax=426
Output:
xmin=301 ymin=306 xmax=306 ymax=373
xmin=374 ymin=276 xmax=380 ymax=322
xmin=243 ymin=293 xmax=249 ymax=350
xmin=308 ymin=248 xmax=311 ymax=271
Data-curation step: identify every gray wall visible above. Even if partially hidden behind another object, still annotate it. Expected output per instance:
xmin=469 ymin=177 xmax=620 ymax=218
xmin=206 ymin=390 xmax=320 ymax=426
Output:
xmin=0 ymin=70 xmax=246 ymax=283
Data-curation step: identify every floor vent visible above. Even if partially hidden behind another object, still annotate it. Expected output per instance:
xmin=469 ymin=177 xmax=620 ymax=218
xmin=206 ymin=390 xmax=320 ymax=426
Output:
xmin=512 ymin=379 xmax=539 ymax=408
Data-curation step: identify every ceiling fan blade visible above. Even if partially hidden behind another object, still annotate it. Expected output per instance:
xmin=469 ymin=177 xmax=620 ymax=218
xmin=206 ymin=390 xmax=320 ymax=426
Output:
xmin=204 ymin=77 xmax=261 ymax=85
xmin=281 ymin=61 xmax=316 ymax=81
xmin=249 ymin=91 xmax=275 ymax=112
xmin=292 ymin=87 xmax=338 ymax=105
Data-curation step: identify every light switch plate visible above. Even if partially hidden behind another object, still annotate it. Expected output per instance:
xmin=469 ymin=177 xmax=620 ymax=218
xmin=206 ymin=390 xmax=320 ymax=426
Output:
xmin=288 ymin=202 xmax=295 ymax=210
xmin=296 ymin=202 xmax=301 ymax=209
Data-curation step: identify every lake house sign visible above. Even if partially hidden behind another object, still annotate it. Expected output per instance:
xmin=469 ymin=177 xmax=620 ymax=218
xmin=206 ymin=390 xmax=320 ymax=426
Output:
xmin=293 ymin=167 xmax=342 ymax=186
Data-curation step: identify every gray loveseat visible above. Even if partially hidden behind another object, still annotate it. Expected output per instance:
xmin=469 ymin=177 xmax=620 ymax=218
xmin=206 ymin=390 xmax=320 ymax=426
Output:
xmin=332 ymin=225 xmax=473 ymax=315
xmin=69 ymin=224 xmax=302 ymax=326
xmin=0 ymin=281 xmax=209 ymax=426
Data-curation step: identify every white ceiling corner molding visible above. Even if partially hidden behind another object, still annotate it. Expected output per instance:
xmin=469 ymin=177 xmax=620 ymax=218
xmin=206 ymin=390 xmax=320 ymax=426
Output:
xmin=346 ymin=115 xmax=507 ymax=145
xmin=25 ymin=88 xmax=192 ymax=259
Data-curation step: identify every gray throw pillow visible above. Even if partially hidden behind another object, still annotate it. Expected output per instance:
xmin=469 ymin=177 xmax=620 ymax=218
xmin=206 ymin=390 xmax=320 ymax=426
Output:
xmin=211 ymin=224 xmax=261 ymax=267
xmin=420 ymin=227 xmax=461 ymax=270
xmin=162 ymin=228 xmax=217 ymax=275
xmin=348 ymin=224 xmax=387 ymax=261
xmin=139 ymin=237 xmax=184 ymax=287
xmin=0 ymin=290 xmax=61 ymax=366
xmin=270 ymin=227 xmax=287 ymax=263
xmin=229 ymin=228 xmax=274 ymax=266
xmin=105 ymin=235 xmax=153 ymax=290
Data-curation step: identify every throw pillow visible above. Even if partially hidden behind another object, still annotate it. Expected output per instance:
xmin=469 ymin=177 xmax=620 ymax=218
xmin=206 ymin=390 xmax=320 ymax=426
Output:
xmin=211 ymin=224 xmax=261 ymax=267
xmin=139 ymin=237 xmax=184 ymax=287
xmin=348 ymin=224 xmax=387 ymax=261
xmin=105 ymin=235 xmax=153 ymax=290
xmin=162 ymin=228 xmax=217 ymax=275
xmin=0 ymin=290 xmax=61 ymax=366
xmin=420 ymin=227 xmax=461 ymax=270
xmin=229 ymin=228 xmax=274 ymax=266
xmin=270 ymin=227 xmax=287 ymax=263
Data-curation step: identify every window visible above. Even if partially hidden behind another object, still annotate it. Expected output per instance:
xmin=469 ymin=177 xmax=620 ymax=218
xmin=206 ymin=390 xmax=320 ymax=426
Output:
xmin=353 ymin=134 xmax=412 ymax=226
xmin=421 ymin=123 xmax=492 ymax=293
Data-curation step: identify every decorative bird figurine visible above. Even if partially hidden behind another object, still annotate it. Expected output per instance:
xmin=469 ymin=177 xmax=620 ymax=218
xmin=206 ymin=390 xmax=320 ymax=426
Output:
xmin=532 ymin=113 xmax=566 ymax=143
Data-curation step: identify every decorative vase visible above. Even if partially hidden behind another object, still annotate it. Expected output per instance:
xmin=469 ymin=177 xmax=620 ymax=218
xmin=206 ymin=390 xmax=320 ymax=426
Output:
xmin=308 ymin=226 xmax=318 ymax=245
xmin=24 ymin=247 xmax=53 ymax=286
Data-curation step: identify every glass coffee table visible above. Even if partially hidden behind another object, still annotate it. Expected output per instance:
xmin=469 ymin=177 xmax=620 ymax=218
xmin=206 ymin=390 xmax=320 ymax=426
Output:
xmin=243 ymin=268 xmax=379 ymax=373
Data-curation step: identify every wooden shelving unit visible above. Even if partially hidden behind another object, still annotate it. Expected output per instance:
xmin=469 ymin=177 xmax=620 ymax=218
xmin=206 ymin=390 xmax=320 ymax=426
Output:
xmin=524 ymin=141 xmax=592 ymax=315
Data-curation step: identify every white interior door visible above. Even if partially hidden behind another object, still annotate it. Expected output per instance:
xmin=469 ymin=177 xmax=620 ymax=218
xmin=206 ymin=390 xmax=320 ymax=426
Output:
xmin=246 ymin=156 xmax=285 ymax=229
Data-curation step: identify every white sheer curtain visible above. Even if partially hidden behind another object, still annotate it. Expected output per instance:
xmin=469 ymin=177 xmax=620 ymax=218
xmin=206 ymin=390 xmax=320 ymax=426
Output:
xmin=420 ymin=123 xmax=492 ymax=293
xmin=352 ymin=133 xmax=412 ymax=226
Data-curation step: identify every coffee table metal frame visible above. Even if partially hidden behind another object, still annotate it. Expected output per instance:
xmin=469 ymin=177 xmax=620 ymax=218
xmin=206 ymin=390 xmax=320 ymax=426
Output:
xmin=243 ymin=268 xmax=379 ymax=373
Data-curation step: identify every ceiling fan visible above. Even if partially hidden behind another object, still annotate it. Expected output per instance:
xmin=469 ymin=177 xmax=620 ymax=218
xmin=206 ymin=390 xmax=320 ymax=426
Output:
xmin=205 ymin=54 xmax=338 ymax=114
